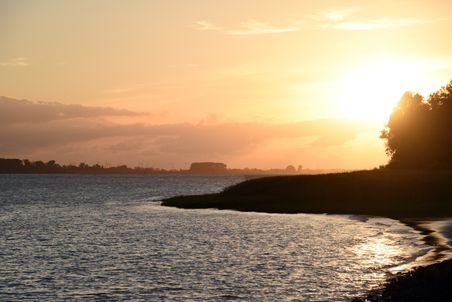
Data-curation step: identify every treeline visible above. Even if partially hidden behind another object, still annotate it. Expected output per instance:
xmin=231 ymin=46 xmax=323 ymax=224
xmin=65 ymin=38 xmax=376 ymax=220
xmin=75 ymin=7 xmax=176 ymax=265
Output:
xmin=0 ymin=158 xmax=177 ymax=174
xmin=381 ymin=78 xmax=452 ymax=169
xmin=0 ymin=158 xmax=312 ymax=175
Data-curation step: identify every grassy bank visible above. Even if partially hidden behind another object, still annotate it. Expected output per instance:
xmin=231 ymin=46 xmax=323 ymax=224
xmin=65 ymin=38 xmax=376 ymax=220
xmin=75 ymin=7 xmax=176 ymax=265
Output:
xmin=162 ymin=169 xmax=452 ymax=218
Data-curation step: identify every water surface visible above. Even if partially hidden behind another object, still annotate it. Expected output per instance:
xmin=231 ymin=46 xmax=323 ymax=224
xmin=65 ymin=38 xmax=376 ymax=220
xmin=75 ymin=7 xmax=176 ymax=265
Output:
xmin=0 ymin=175 xmax=429 ymax=301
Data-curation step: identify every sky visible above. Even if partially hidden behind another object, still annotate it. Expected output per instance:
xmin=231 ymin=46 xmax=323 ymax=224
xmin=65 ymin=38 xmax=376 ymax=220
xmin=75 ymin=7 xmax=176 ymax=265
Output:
xmin=1 ymin=0 xmax=452 ymax=169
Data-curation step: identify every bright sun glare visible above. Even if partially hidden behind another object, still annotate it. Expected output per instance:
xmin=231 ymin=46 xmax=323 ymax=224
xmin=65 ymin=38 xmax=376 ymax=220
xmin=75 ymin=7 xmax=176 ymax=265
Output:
xmin=337 ymin=58 xmax=423 ymax=123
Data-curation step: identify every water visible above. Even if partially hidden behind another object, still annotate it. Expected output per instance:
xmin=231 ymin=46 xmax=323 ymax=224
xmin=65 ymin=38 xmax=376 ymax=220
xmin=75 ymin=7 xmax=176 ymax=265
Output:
xmin=0 ymin=175 xmax=430 ymax=301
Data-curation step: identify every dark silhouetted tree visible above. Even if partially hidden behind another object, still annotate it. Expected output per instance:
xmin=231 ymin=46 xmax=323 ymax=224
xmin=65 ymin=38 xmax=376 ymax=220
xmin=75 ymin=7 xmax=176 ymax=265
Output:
xmin=0 ymin=158 xmax=22 ymax=172
xmin=381 ymin=79 xmax=452 ymax=168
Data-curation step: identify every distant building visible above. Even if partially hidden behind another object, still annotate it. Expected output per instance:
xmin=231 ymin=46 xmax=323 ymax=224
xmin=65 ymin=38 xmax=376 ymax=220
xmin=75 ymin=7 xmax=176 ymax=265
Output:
xmin=285 ymin=165 xmax=296 ymax=173
xmin=189 ymin=162 xmax=227 ymax=174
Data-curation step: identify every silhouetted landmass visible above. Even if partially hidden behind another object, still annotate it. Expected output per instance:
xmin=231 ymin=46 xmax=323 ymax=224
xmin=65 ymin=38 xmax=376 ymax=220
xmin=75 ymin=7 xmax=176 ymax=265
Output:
xmin=0 ymin=158 xmax=173 ymax=174
xmin=380 ymin=259 xmax=452 ymax=302
xmin=381 ymin=79 xmax=452 ymax=169
xmin=163 ymin=169 xmax=452 ymax=218
xmin=353 ymin=259 xmax=452 ymax=302
xmin=0 ymin=158 xmax=335 ymax=175
xmin=189 ymin=162 xmax=227 ymax=174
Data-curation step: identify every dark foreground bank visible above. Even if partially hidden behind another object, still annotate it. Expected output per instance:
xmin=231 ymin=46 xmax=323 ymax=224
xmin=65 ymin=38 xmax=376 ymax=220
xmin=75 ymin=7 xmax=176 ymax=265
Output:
xmin=353 ymin=259 xmax=452 ymax=302
xmin=162 ymin=169 xmax=452 ymax=217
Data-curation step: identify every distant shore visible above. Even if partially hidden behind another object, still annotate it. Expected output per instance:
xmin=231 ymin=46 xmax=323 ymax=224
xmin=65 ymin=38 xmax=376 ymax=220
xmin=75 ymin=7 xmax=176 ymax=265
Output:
xmin=162 ymin=169 xmax=452 ymax=301
xmin=0 ymin=157 xmax=346 ymax=176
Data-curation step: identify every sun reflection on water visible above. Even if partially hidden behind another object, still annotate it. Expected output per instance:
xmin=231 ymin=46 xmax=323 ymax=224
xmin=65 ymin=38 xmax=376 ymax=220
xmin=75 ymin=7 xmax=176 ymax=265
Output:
xmin=353 ymin=236 xmax=405 ymax=267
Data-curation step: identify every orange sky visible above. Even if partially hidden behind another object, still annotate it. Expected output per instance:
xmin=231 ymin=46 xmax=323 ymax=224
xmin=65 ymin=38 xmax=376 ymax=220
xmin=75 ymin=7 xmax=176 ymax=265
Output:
xmin=1 ymin=0 xmax=452 ymax=169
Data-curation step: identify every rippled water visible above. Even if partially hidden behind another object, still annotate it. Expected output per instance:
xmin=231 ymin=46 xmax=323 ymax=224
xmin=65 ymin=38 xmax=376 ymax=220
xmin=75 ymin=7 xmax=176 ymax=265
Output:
xmin=0 ymin=175 xmax=429 ymax=301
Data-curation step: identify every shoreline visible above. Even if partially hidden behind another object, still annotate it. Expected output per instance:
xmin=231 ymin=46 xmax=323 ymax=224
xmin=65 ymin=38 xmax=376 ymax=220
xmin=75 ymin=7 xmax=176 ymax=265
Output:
xmin=398 ymin=219 xmax=452 ymax=267
xmin=161 ymin=170 xmax=452 ymax=301
xmin=357 ymin=224 xmax=451 ymax=302
xmin=162 ymin=170 xmax=452 ymax=217
xmin=352 ymin=218 xmax=452 ymax=302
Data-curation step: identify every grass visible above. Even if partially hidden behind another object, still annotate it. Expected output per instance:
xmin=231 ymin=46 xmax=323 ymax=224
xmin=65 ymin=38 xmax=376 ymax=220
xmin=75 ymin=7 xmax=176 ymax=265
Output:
xmin=162 ymin=169 xmax=452 ymax=218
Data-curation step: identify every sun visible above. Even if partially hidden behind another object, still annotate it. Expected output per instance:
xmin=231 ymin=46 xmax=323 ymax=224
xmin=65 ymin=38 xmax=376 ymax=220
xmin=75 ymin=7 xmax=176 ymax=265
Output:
xmin=336 ymin=57 xmax=423 ymax=123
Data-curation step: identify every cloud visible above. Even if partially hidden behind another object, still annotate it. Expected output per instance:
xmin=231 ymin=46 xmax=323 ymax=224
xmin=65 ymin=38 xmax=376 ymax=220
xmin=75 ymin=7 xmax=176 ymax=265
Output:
xmin=194 ymin=14 xmax=451 ymax=36
xmin=0 ymin=111 xmax=375 ymax=157
xmin=0 ymin=97 xmax=385 ymax=169
xmin=0 ymin=57 xmax=29 ymax=67
xmin=321 ymin=8 xmax=356 ymax=21
xmin=0 ymin=96 xmax=144 ymax=125
xmin=329 ymin=17 xmax=452 ymax=30
xmin=194 ymin=19 xmax=300 ymax=35
xmin=226 ymin=20 xmax=300 ymax=35
xmin=195 ymin=20 xmax=223 ymax=31
xmin=297 ymin=7 xmax=452 ymax=31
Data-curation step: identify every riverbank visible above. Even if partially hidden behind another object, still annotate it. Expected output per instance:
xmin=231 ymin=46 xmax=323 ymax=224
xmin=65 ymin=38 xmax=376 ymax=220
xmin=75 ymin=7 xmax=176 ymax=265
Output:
xmin=162 ymin=169 xmax=452 ymax=217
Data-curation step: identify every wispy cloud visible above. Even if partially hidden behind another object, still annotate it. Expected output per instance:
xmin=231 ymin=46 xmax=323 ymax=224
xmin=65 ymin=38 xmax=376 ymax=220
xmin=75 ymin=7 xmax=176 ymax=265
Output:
xmin=195 ymin=20 xmax=223 ymax=31
xmin=329 ymin=17 xmax=452 ymax=30
xmin=0 ymin=96 xmax=144 ymax=125
xmin=194 ymin=13 xmax=450 ymax=36
xmin=0 ymin=57 xmax=30 ymax=67
xmin=226 ymin=20 xmax=300 ymax=35
xmin=296 ymin=6 xmax=452 ymax=31
xmin=332 ymin=18 xmax=452 ymax=30
xmin=195 ymin=19 xmax=300 ymax=35
xmin=321 ymin=8 xmax=356 ymax=21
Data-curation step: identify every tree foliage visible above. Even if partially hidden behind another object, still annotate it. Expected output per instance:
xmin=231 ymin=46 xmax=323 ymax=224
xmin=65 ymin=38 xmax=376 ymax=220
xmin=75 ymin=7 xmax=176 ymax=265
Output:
xmin=381 ymin=79 xmax=452 ymax=168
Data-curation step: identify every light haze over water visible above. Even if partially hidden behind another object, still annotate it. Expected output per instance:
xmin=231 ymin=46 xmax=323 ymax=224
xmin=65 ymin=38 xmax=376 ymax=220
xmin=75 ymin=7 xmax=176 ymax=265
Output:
xmin=0 ymin=175 xmax=429 ymax=301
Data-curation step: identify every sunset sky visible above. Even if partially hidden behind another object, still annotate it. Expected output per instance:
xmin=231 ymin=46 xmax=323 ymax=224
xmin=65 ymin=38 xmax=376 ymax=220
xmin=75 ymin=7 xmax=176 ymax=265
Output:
xmin=1 ymin=0 xmax=452 ymax=169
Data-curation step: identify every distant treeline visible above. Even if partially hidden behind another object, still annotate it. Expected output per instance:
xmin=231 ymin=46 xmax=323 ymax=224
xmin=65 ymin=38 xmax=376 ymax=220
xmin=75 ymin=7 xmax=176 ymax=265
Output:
xmin=0 ymin=158 xmax=176 ymax=174
xmin=0 ymin=158 xmax=318 ymax=175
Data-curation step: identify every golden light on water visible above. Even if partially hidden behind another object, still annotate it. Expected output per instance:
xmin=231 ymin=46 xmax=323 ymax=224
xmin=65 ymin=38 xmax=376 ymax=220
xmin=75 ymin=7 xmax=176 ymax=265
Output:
xmin=353 ymin=235 xmax=405 ymax=267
